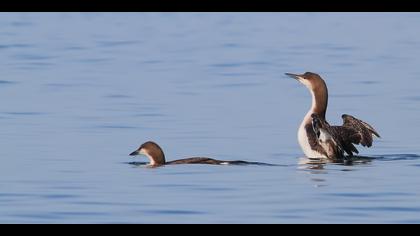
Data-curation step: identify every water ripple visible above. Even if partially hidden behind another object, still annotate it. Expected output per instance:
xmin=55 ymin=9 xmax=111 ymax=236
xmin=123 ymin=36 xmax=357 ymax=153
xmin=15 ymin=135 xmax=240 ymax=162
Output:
xmin=404 ymin=96 xmax=420 ymax=101
xmin=2 ymin=112 xmax=46 ymax=116
xmin=210 ymin=61 xmax=270 ymax=68
xmin=141 ymin=60 xmax=163 ymax=64
xmin=104 ymin=94 xmax=132 ymax=99
xmin=126 ymin=161 xmax=148 ymax=166
xmin=0 ymin=193 xmax=37 ymax=198
xmin=0 ymin=43 xmax=33 ymax=49
xmin=143 ymin=209 xmax=206 ymax=215
xmin=210 ymin=63 xmax=242 ymax=68
xmin=41 ymin=194 xmax=80 ymax=199
xmin=212 ymin=82 xmax=263 ymax=88
xmin=76 ymin=58 xmax=112 ymax=63
xmin=13 ymin=54 xmax=56 ymax=61
xmin=341 ymin=206 xmax=420 ymax=213
xmin=221 ymin=43 xmax=241 ymax=48
xmin=132 ymin=113 xmax=165 ymax=118
xmin=359 ymin=80 xmax=380 ymax=85
xmin=0 ymin=80 xmax=17 ymax=85
xmin=96 ymin=40 xmax=140 ymax=47
xmin=326 ymin=192 xmax=414 ymax=198
xmin=93 ymin=125 xmax=139 ymax=129
xmin=372 ymin=154 xmax=420 ymax=161
xmin=10 ymin=21 xmax=33 ymax=27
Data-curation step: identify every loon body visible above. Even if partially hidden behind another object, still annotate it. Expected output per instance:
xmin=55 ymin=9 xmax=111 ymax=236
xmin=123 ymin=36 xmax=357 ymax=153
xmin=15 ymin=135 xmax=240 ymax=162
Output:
xmin=286 ymin=72 xmax=380 ymax=160
xmin=129 ymin=141 xmax=263 ymax=167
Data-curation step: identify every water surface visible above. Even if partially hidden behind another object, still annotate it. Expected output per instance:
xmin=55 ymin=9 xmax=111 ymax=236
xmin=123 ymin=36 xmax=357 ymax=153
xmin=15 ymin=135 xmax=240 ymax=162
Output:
xmin=1 ymin=13 xmax=420 ymax=223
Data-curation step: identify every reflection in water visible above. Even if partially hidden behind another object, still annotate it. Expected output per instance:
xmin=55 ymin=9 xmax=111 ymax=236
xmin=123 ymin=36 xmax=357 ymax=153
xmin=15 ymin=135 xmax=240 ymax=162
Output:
xmin=297 ymin=154 xmax=420 ymax=189
xmin=298 ymin=156 xmax=375 ymax=187
xmin=298 ymin=157 xmax=328 ymax=187
xmin=126 ymin=161 xmax=148 ymax=167
xmin=298 ymin=158 xmax=326 ymax=170
xmin=298 ymin=156 xmax=374 ymax=169
xmin=302 ymin=154 xmax=420 ymax=163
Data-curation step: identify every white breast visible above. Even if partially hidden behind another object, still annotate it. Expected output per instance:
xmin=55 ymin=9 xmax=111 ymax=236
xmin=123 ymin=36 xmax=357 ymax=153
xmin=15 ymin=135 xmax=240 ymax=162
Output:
xmin=298 ymin=121 xmax=328 ymax=159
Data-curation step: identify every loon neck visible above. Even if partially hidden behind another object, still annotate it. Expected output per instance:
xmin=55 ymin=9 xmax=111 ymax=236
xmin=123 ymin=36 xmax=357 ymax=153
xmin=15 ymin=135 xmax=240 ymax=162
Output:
xmin=141 ymin=150 xmax=166 ymax=166
xmin=147 ymin=155 xmax=166 ymax=166
xmin=305 ymin=83 xmax=328 ymax=121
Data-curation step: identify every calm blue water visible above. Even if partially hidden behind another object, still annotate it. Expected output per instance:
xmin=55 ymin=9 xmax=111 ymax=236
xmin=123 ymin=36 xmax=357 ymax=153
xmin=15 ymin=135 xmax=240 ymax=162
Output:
xmin=1 ymin=13 xmax=420 ymax=223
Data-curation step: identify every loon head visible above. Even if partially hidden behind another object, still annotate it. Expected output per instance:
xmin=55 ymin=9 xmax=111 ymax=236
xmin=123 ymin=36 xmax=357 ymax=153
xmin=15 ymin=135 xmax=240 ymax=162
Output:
xmin=130 ymin=141 xmax=166 ymax=166
xmin=285 ymin=72 xmax=327 ymax=92
xmin=285 ymin=72 xmax=329 ymax=119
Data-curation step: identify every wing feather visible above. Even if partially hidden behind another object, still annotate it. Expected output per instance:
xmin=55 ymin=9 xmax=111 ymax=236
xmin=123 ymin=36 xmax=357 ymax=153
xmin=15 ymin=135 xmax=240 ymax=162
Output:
xmin=311 ymin=113 xmax=380 ymax=158
xmin=341 ymin=114 xmax=380 ymax=147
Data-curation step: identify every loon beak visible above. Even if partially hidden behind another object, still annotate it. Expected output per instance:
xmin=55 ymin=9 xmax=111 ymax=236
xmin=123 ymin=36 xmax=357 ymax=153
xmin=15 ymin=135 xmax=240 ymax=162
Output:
xmin=129 ymin=150 xmax=140 ymax=156
xmin=285 ymin=73 xmax=301 ymax=80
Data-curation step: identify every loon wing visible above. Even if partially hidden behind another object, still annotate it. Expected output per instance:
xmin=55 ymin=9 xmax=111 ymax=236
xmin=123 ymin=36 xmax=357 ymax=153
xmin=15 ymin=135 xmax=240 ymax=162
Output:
xmin=326 ymin=114 xmax=380 ymax=156
xmin=311 ymin=113 xmax=380 ymax=157
xmin=329 ymin=125 xmax=361 ymax=156
xmin=341 ymin=114 xmax=380 ymax=147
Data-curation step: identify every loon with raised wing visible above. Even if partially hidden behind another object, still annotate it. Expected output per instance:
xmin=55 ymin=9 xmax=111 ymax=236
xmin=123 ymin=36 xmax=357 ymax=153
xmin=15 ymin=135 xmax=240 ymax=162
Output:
xmin=285 ymin=72 xmax=380 ymax=160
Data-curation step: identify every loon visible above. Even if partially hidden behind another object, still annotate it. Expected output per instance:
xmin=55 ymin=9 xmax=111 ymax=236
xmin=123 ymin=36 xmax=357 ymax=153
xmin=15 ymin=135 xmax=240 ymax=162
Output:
xmin=285 ymin=72 xmax=380 ymax=160
xmin=129 ymin=141 xmax=267 ymax=167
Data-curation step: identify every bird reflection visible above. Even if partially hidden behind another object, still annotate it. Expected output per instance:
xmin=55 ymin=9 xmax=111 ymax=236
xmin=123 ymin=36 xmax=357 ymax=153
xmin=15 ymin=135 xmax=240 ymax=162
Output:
xmin=298 ymin=156 xmax=374 ymax=187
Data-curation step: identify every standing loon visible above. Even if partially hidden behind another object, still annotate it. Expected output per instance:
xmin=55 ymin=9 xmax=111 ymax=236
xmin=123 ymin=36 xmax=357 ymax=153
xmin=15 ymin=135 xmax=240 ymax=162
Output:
xmin=285 ymin=72 xmax=380 ymax=160
xmin=129 ymin=141 xmax=268 ymax=167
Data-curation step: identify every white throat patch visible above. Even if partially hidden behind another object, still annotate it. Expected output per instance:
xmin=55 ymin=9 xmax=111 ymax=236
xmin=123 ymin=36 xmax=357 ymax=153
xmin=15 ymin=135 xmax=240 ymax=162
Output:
xmin=139 ymin=149 xmax=156 ymax=165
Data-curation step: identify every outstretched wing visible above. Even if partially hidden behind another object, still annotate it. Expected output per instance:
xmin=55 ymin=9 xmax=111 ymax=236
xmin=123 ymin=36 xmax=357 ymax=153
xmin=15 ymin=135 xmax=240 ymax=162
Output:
xmin=311 ymin=113 xmax=380 ymax=158
xmin=329 ymin=125 xmax=361 ymax=156
xmin=341 ymin=114 xmax=380 ymax=147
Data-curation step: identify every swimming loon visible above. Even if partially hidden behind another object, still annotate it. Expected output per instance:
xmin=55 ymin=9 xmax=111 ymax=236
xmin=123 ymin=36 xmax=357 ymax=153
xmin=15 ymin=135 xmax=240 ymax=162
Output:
xmin=285 ymin=72 xmax=380 ymax=160
xmin=129 ymin=141 xmax=263 ymax=167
